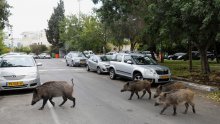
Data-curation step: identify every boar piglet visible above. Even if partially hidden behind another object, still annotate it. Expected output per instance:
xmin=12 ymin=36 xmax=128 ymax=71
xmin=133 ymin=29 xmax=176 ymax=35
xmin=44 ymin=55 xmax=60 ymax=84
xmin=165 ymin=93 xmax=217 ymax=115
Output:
xmin=31 ymin=79 xmax=75 ymax=110
xmin=154 ymin=82 xmax=186 ymax=98
xmin=121 ymin=80 xmax=151 ymax=100
xmin=154 ymin=89 xmax=196 ymax=116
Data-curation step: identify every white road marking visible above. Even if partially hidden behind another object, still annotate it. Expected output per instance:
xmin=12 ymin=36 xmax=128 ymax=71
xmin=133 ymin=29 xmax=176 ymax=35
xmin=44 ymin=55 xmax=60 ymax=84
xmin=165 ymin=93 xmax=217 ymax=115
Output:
xmin=48 ymin=103 xmax=61 ymax=124
xmin=39 ymin=68 xmax=86 ymax=72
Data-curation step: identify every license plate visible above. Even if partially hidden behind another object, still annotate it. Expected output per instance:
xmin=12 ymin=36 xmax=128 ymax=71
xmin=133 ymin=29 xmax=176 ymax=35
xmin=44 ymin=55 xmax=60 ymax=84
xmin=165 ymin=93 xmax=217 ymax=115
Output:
xmin=160 ymin=76 xmax=169 ymax=79
xmin=7 ymin=82 xmax=24 ymax=86
xmin=80 ymin=61 xmax=85 ymax=64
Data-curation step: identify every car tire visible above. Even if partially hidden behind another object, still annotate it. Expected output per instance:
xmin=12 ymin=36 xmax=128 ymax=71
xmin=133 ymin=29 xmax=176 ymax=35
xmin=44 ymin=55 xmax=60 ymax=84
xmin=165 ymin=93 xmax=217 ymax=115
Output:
xmin=87 ymin=65 xmax=90 ymax=71
xmin=71 ymin=61 xmax=75 ymax=67
xmin=66 ymin=60 xmax=69 ymax=66
xmin=97 ymin=67 xmax=102 ymax=74
xmin=133 ymin=73 xmax=143 ymax=81
xmin=109 ymin=68 xmax=116 ymax=80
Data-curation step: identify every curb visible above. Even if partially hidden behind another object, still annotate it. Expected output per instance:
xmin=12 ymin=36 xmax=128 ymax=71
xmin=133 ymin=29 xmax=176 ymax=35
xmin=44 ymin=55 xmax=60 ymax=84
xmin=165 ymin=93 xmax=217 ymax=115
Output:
xmin=175 ymin=80 xmax=219 ymax=92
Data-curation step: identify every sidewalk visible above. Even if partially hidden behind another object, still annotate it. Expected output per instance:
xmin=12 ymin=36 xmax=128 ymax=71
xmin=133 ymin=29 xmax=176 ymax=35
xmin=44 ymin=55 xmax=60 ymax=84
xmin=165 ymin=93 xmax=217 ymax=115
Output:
xmin=174 ymin=80 xmax=219 ymax=92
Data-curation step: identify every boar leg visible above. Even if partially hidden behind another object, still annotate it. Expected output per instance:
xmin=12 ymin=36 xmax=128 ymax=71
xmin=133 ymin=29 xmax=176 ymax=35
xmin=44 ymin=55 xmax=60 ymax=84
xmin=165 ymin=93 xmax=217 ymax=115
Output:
xmin=129 ymin=91 xmax=135 ymax=100
xmin=135 ymin=91 xmax=140 ymax=99
xmin=183 ymin=103 xmax=189 ymax=114
xmin=146 ymin=88 xmax=151 ymax=99
xmin=173 ymin=105 xmax=177 ymax=116
xmin=140 ymin=90 xmax=146 ymax=99
xmin=160 ymin=104 xmax=170 ymax=115
xmin=67 ymin=96 xmax=76 ymax=108
xmin=39 ymin=98 xmax=48 ymax=110
xmin=49 ymin=97 xmax=55 ymax=106
xmin=189 ymin=101 xmax=196 ymax=113
xmin=59 ymin=96 xmax=67 ymax=107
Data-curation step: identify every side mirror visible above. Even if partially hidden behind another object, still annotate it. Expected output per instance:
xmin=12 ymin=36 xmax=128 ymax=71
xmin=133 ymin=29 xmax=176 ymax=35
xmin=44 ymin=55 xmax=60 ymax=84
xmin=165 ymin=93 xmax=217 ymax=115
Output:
xmin=127 ymin=60 xmax=133 ymax=64
xmin=37 ymin=63 xmax=42 ymax=66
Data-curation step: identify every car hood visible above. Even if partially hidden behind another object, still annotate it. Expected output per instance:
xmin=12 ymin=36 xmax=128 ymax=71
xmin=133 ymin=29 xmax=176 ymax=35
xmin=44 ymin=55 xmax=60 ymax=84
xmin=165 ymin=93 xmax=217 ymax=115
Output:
xmin=99 ymin=61 xmax=110 ymax=65
xmin=137 ymin=65 xmax=169 ymax=71
xmin=0 ymin=67 xmax=38 ymax=77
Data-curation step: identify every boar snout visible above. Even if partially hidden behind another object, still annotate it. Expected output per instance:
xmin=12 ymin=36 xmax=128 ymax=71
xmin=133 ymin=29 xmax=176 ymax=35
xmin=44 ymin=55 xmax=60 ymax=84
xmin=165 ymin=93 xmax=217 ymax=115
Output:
xmin=121 ymin=89 xmax=125 ymax=92
xmin=153 ymin=94 xmax=158 ymax=98
xmin=154 ymin=102 xmax=160 ymax=106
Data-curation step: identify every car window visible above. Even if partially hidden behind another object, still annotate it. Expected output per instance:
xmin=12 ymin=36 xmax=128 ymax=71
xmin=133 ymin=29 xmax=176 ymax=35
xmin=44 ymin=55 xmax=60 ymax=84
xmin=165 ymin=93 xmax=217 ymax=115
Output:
xmin=116 ymin=55 xmax=122 ymax=62
xmin=0 ymin=56 xmax=35 ymax=68
xmin=124 ymin=55 xmax=132 ymax=63
xmin=72 ymin=53 xmax=82 ymax=57
xmin=132 ymin=56 xmax=157 ymax=65
xmin=99 ymin=56 xmax=111 ymax=61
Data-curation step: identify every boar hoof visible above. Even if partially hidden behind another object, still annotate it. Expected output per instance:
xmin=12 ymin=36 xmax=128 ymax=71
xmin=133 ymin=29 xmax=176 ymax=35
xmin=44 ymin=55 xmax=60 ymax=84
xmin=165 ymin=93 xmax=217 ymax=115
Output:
xmin=128 ymin=98 xmax=132 ymax=100
xmin=38 ymin=107 xmax=44 ymax=110
xmin=71 ymin=105 xmax=75 ymax=108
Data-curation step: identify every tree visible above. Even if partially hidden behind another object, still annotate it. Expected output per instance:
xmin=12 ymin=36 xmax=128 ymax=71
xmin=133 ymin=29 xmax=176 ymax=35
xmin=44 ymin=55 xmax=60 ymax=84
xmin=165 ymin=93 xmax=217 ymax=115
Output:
xmin=0 ymin=0 xmax=11 ymax=29
xmin=145 ymin=0 xmax=220 ymax=74
xmin=93 ymin=0 xmax=147 ymax=51
xmin=30 ymin=44 xmax=48 ymax=55
xmin=45 ymin=0 xmax=65 ymax=47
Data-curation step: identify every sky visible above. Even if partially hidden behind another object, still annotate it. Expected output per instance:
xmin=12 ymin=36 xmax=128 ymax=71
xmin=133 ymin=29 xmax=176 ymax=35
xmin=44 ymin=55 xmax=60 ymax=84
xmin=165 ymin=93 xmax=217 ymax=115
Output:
xmin=6 ymin=0 xmax=100 ymax=38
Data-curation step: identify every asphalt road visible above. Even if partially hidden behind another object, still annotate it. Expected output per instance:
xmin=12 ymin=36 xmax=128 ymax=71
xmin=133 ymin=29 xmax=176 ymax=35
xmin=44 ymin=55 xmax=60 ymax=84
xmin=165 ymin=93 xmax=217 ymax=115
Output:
xmin=0 ymin=58 xmax=220 ymax=124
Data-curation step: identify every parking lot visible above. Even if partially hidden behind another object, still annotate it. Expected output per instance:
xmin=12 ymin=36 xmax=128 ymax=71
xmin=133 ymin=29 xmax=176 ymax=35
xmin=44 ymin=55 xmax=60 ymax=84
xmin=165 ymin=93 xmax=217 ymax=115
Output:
xmin=0 ymin=58 xmax=220 ymax=124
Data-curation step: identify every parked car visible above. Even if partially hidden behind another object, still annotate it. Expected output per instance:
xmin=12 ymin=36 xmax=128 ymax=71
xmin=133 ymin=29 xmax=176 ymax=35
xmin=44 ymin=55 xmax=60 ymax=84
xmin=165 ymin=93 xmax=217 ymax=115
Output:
xmin=0 ymin=54 xmax=42 ymax=91
xmin=168 ymin=53 xmax=186 ymax=60
xmin=38 ymin=53 xmax=51 ymax=59
xmin=183 ymin=51 xmax=200 ymax=60
xmin=29 ymin=53 xmax=39 ymax=59
xmin=87 ymin=55 xmax=112 ymax=74
xmin=65 ymin=52 xmax=87 ymax=67
xmin=109 ymin=53 xmax=171 ymax=83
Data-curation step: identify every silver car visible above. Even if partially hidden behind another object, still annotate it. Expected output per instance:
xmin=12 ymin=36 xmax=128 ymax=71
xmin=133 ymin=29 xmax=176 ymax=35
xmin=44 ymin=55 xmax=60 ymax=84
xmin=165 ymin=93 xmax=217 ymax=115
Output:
xmin=65 ymin=52 xmax=87 ymax=67
xmin=109 ymin=53 xmax=171 ymax=83
xmin=38 ymin=53 xmax=51 ymax=59
xmin=0 ymin=55 xmax=41 ymax=91
xmin=87 ymin=55 xmax=112 ymax=74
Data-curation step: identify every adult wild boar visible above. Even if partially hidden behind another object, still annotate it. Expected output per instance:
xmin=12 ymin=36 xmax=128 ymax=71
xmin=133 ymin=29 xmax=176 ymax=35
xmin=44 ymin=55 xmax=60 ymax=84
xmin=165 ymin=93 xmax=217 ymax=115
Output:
xmin=121 ymin=80 xmax=151 ymax=100
xmin=154 ymin=82 xmax=186 ymax=98
xmin=154 ymin=89 xmax=196 ymax=116
xmin=31 ymin=79 xmax=75 ymax=110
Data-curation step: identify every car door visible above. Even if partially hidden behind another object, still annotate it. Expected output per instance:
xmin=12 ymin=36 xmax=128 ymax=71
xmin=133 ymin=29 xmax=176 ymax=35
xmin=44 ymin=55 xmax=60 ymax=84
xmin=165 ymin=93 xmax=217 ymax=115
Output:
xmin=90 ymin=56 xmax=97 ymax=70
xmin=66 ymin=53 xmax=72 ymax=65
xmin=119 ymin=55 xmax=134 ymax=77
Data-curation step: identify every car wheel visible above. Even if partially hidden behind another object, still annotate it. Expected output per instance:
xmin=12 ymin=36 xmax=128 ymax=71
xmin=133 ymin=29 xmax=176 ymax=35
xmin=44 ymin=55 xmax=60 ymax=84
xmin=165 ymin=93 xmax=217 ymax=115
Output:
xmin=133 ymin=73 xmax=143 ymax=81
xmin=66 ymin=60 xmax=69 ymax=66
xmin=109 ymin=68 xmax=116 ymax=80
xmin=71 ymin=61 xmax=75 ymax=67
xmin=97 ymin=67 xmax=102 ymax=74
xmin=87 ymin=65 xmax=90 ymax=71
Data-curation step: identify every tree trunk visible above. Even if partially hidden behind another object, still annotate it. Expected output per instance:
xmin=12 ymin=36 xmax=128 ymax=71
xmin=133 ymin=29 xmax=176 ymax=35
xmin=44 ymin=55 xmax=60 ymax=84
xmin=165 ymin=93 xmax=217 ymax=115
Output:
xmin=199 ymin=49 xmax=210 ymax=74
xmin=188 ymin=40 xmax=192 ymax=72
xmin=214 ymin=41 xmax=219 ymax=63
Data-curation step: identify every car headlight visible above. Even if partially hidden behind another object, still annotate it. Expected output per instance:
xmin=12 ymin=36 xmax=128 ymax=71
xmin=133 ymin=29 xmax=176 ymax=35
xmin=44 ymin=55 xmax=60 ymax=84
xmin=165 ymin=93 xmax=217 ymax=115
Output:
xmin=74 ymin=59 xmax=80 ymax=62
xmin=0 ymin=76 xmax=4 ymax=81
xmin=148 ymin=69 xmax=156 ymax=75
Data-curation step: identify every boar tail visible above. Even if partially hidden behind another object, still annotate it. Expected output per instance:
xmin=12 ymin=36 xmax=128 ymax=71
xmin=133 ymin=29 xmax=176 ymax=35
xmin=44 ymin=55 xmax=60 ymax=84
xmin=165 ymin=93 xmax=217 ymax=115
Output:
xmin=71 ymin=78 xmax=74 ymax=86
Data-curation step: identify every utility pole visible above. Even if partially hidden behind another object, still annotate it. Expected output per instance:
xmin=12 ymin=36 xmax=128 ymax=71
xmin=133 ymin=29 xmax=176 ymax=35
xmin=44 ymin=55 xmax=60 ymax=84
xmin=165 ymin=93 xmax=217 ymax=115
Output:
xmin=78 ymin=0 xmax=81 ymax=25
xmin=9 ymin=26 xmax=14 ymax=52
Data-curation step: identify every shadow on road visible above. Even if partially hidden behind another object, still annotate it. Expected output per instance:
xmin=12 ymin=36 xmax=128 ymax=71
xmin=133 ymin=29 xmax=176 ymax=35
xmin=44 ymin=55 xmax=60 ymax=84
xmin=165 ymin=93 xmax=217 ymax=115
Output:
xmin=0 ymin=89 xmax=33 ymax=96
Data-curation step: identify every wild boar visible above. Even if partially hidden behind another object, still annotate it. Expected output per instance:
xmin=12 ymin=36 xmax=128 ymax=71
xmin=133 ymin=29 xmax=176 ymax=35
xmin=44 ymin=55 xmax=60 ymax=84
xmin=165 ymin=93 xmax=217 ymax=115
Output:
xmin=154 ymin=89 xmax=196 ymax=116
xmin=121 ymin=80 xmax=151 ymax=100
xmin=31 ymin=79 xmax=75 ymax=110
xmin=154 ymin=82 xmax=186 ymax=98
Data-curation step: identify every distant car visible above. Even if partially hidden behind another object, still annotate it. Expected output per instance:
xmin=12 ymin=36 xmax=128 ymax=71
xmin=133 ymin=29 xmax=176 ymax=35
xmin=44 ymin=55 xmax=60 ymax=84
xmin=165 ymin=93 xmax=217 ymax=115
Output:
xmin=0 ymin=54 xmax=42 ymax=91
xmin=29 ymin=53 xmax=39 ymax=59
xmin=106 ymin=51 xmax=117 ymax=55
xmin=168 ymin=53 xmax=186 ymax=60
xmin=38 ymin=53 xmax=51 ymax=59
xmin=65 ymin=52 xmax=87 ymax=67
xmin=83 ymin=50 xmax=94 ymax=58
xmin=87 ymin=55 xmax=112 ymax=74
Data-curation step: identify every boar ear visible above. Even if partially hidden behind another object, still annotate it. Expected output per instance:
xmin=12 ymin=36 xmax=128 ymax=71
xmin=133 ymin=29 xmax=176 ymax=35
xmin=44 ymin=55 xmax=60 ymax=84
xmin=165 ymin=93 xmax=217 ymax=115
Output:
xmin=126 ymin=82 xmax=129 ymax=86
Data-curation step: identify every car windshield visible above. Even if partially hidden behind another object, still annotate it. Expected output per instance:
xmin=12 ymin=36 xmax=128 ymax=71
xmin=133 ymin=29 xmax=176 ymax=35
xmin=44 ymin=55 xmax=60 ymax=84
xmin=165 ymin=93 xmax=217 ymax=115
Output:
xmin=72 ymin=53 xmax=83 ymax=57
xmin=0 ymin=56 xmax=35 ymax=68
xmin=99 ymin=55 xmax=112 ymax=61
xmin=132 ymin=56 xmax=157 ymax=65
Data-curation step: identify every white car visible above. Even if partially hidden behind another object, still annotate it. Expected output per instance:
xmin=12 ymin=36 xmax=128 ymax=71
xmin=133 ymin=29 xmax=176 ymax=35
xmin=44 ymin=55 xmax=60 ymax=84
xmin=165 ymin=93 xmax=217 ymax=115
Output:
xmin=38 ymin=53 xmax=51 ymax=59
xmin=0 ymin=55 xmax=42 ymax=91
